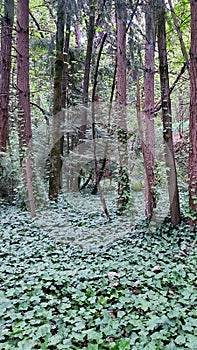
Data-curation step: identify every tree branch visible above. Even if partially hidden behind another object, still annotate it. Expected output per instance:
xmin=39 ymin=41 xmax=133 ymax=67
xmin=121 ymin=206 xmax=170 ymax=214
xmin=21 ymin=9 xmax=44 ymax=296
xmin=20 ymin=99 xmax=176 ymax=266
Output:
xmin=29 ymin=10 xmax=44 ymax=38
xmin=154 ymin=62 xmax=187 ymax=113
xmin=30 ymin=101 xmax=51 ymax=125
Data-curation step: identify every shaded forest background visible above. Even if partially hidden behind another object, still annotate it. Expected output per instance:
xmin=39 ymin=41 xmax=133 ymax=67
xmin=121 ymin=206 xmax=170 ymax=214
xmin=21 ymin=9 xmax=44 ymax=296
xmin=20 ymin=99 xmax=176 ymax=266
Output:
xmin=0 ymin=0 xmax=197 ymax=226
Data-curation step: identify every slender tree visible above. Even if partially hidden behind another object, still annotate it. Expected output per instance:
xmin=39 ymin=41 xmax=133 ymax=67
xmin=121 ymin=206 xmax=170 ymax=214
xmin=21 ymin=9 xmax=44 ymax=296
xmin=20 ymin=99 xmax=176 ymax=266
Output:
xmin=144 ymin=0 xmax=156 ymax=220
xmin=61 ymin=16 xmax=71 ymax=109
xmin=91 ymin=33 xmax=108 ymax=194
xmin=49 ymin=0 xmax=66 ymax=200
xmin=16 ymin=0 xmax=35 ymax=217
xmin=91 ymin=33 xmax=110 ymax=218
xmin=188 ymin=0 xmax=197 ymax=225
xmin=116 ymin=0 xmax=130 ymax=212
xmin=0 ymin=0 xmax=14 ymax=153
xmin=80 ymin=0 xmax=96 ymax=134
xmin=62 ymin=16 xmax=71 ymax=191
xmin=157 ymin=0 xmax=181 ymax=227
xmin=74 ymin=0 xmax=96 ymax=192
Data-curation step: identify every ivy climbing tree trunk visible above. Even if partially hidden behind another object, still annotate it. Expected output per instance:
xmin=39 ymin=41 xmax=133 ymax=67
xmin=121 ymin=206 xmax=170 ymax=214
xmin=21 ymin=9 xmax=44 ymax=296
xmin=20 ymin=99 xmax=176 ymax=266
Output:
xmin=157 ymin=0 xmax=181 ymax=227
xmin=49 ymin=0 xmax=65 ymax=200
xmin=188 ymin=0 xmax=197 ymax=225
xmin=144 ymin=0 xmax=156 ymax=220
xmin=0 ymin=0 xmax=14 ymax=153
xmin=16 ymin=0 xmax=35 ymax=217
xmin=116 ymin=0 xmax=130 ymax=213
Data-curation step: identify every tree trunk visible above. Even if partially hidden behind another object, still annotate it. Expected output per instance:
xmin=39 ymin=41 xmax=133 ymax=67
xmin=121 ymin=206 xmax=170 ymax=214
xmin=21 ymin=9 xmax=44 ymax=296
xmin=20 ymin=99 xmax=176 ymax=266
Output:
xmin=61 ymin=17 xmax=71 ymax=109
xmin=49 ymin=0 xmax=65 ymax=200
xmin=61 ymin=17 xmax=71 ymax=191
xmin=16 ymin=0 xmax=36 ymax=217
xmin=91 ymin=33 xmax=107 ymax=194
xmin=82 ymin=0 xmax=95 ymax=112
xmin=74 ymin=0 xmax=95 ymax=192
xmin=116 ymin=0 xmax=130 ymax=213
xmin=188 ymin=0 xmax=197 ymax=225
xmin=0 ymin=0 xmax=14 ymax=153
xmin=74 ymin=22 xmax=82 ymax=49
xmin=157 ymin=0 xmax=181 ymax=227
xmin=17 ymin=1 xmax=32 ymax=150
xmin=91 ymin=32 xmax=110 ymax=218
xmin=144 ymin=0 xmax=156 ymax=219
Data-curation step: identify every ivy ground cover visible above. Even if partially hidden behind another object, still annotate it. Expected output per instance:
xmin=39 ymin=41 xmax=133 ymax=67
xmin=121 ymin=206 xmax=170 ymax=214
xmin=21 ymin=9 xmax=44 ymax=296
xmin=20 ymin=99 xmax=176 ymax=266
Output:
xmin=0 ymin=206 xmax=197 ymax=349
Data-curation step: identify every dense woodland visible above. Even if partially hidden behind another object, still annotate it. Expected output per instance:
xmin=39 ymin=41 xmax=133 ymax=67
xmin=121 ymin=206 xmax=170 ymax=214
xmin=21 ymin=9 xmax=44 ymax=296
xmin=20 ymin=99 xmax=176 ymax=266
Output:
xmin=0 ymin=0 xmax=197 ymax=349
xmin=0 ymin=0 xmax=196 ymax=225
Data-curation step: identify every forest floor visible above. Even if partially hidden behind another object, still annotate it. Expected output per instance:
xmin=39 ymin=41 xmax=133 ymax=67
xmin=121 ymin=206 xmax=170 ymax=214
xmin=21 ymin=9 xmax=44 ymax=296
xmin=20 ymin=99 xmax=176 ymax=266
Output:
xmin=34 ymin=186 xmax=170 ymax=248
xmin=0 ymin=193 xmax=196 ymax=349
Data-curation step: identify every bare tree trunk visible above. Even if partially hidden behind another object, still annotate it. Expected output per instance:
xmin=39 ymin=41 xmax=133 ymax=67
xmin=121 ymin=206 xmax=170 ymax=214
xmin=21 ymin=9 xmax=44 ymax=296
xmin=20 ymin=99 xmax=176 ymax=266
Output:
xmin=61 ymin=17 xmax=71 ymax=191
xmin=16 ymin=0 xmax=36 ymax=217
xmin=0 ymin=0 xmax=14 ymax=153
xmin=61 ymin=17 xmax=71 ymax=109
xmin=81 ymin=0 xmax=95 ymax=128
xmin=157 ymin=0 xmax=181 ymax=227
xmin=74 ymin=21 xmax=82 ymax=49
xmin=136 ymin=72 xmax=155 ymax=221
xmin=144 ymin=0 xmax=156 ymax=219
xmin=91 ymin=33 xmax=107 ymax=193
xmin=188 ymin=0 xmax=197 ymax=225
xmin=116 ymin=0 xmax=130 ymax=213
xmin=136 ymin=73 xmax=143 ymax=145
xmin=49 ymin=0 xmax=65 ymax=200
xmin=91 ymin=32 xmax=110 ymax=218
xmin=74 ymin=0 xmax=95 ymax=192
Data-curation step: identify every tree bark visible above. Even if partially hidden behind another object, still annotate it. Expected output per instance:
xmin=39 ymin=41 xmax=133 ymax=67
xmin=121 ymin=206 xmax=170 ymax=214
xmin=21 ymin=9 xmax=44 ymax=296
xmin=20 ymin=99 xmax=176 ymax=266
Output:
xmin=74 ymin=0 xmax=95 ymax=192
xmin=17 ymin=0 xmax=32 ymax=150
xmin=144 ymin=0 xmax=156 ymax=219
xmin=91 ymin=32 xmax=107 ymax=194
xmin=16 ymin=0 xmax=36 ymax=217
xmin=116 ymin=0 xmax=130 ymax=213
xmin=0 ymin=0 xmax=14 ymax=153
xmin=61 ymin=17 xmax=71 ymax=109
xmin=188 ymin=0 xmax=197 ymax=225
xmin=49 ymin=0 xmax=65 ymax=200
xmin=157 ymin=0 xmax=181 ymax=227
xmin=61 ymin=17 xmax=71 ymax=191
xmin=91 ymin=32 xmax=110 ymax=218
xmin=80 ymin=0 xmax=95 ymax=135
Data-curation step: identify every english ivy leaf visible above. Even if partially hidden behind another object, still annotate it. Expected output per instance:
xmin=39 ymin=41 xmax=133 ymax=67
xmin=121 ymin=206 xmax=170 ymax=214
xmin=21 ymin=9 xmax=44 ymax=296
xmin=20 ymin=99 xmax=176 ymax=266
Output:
xmin=175 ymin=335 xmax=186 ymax=345
xmin=36 ymin=324 xmax=51 ymax=337
xmin=48 ymin=334 xmax=62 ymax=346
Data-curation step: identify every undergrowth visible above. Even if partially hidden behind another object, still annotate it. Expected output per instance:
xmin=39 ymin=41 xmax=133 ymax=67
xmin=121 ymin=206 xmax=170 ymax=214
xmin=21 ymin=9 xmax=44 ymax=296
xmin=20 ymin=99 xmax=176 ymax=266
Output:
xmin=0 ymin=204 xmax=196 ymax=349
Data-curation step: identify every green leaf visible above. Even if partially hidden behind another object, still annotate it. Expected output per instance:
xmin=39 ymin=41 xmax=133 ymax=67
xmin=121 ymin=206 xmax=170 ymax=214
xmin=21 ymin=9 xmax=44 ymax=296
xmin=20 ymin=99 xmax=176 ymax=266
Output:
xmin=36 ymin=324 xmax=51 ymax=337
xmin=18 ymin=339 xmax=36 ymax=350
xmin=87 ymin=344 xmax=99 ymax=350
xmin=175 ymin=335 xmax=186 ymax=345
xmin=48 ymin=334 xmax=62 ymax=346
xmin=186 ymin=334 xmax=197 ymax=348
